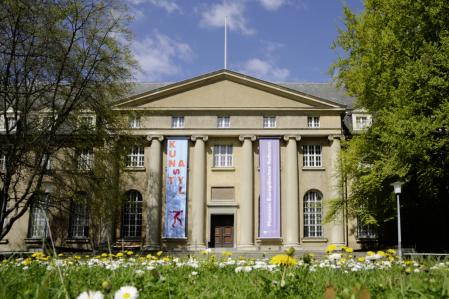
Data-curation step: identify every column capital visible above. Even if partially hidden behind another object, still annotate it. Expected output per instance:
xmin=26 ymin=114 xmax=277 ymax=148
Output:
xmin=327 ymin=134 xmax=342 ymax=142
xmin=147 ymin=135 xmax=164 ymax=142
xmin=283 ymin=135 xmax=301 ymax=142
xmin=238 ymin=135 xmax=256 ymax=142
xmin=191 ymin=135 xmax=208 ymax=142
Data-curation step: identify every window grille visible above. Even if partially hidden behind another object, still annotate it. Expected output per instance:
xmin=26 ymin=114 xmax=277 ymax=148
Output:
xmin=217 ymin=116 xmax=230 ymax=128
xmin=263 ymin=116 xmax=276 ymax=128
xmin=78 ymin=149 xmax=93 ymax=170
xmin=357 ymin=219 xmax=377 ymax=239
xmin=0 ymin=154 xmax=5 ymax=171
xmin=213 ymin=145 xmax=233 ymax=167
xmin=355 ymin=116 xmax=369 ymax=130
xmin=127 ymin=146 xmax=144 ymax=167
xmin=171 ymin=116 xmax=184 ymax=128
xmin=304 ymin=191 xmax=322 ymax=237
xmin=121 ymin=190 xmax=143 ymax=239
xmin=129 ymin=116 xmax=141 ymax=129
xmin=303 ymin=145 xmax=322 ymax=167
xmin=69 ymin=196 xmax=89 ymax=239
xmin=307 ymin=116 xmax=320 ymax=128
xmin=28 ymin=194 xmax=48 ymax=239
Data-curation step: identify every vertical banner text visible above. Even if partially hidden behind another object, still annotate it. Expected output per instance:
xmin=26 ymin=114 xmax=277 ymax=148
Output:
xmin=259 ymin=139 xmax=281 ymax=238
xmin=164 ymin=138 xmax=188 ymax=238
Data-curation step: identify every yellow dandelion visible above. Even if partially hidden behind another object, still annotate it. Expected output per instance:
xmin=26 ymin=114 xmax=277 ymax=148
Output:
xmin=146 ymin=254 xmax=152 ymax=259
xmin=326 ymin=244 xmax=337 ymax=253
xmin=126 ymin=250 xmax=134 ymax=256
xmin=22 ymin=258 xmax=32 ymax=266
xmin=162 ymin=257 xmax=170 ymax=262
xmin=57 ymin=253 xmax=64 ymax=257
xmin=367 ymin=251 xmax=374 ymax=256
xmin=358 ymin=257 xmax=365 ymax=262
xmin=101 ymin=253 xmax=108 ymax=257
xmin=343 ymin=247 xmax=353 ymax=253
xmin=156 ymin=251 xmax=163 ymax=257
xmin=74 ymin=255 xmax=81 ymax=260
xmin=387 ymin=249 xmax=396 ymax=255
xmin=270 ymin=254 xmax=297 ymax=266
xmin=222 ymin=251 xmax=232 ymax=257
xmin=377 ymin=251 xmax=386 ymax=257
xmin=116 ymin=252 xmax=124 ymax=258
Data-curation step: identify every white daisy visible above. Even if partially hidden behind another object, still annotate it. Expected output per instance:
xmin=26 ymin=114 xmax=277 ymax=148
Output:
xmin=77 ymin=290 xmax=104 ymax=299
xmin=114 ymin=286 xmax=139 ymax=299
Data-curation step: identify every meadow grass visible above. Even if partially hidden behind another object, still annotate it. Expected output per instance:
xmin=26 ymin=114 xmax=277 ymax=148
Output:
xmin=1 ymin=251 xmax=448 ymax=298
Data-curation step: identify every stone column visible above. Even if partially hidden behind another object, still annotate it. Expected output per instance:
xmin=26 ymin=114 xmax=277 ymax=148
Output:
xmin=188 ymin=135 xmax=208 ymax=250
xmin=146 ymin=135 xmax=164 ymax=250
xmin=283 ymin=135 xmax=301 ymax=248
xmin=328 ymin=135 xmax=345 ymax=245
xmin=238 ymin=135 xmax=256 ymax=249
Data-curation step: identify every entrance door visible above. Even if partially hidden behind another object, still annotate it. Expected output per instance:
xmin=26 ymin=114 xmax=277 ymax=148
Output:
xmin=210 ymin=214 xmax=234 ymax=248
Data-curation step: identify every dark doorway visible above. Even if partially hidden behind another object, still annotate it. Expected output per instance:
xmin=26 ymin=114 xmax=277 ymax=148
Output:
xmin=210 ymin=214 xmax=234 ymax=248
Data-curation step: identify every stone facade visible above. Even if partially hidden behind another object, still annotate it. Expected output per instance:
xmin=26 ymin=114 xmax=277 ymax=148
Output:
xmin=0 ymin=70 xmax=364 ymax=252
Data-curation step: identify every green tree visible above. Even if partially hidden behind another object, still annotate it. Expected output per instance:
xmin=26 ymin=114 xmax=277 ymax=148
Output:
xmin=331 ymin=0 xmax=449 ymax=249
xmin=0 ymin=0 xmax=136 ymax=241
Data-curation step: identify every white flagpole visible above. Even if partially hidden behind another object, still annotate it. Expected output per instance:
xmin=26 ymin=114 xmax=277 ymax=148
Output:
xmin=224 ymin=15 xmax=227 ymax=69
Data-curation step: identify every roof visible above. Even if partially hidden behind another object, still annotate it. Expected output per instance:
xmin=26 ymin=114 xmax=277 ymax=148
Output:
xmin=125 ymin=70 xmax=356 ymax=109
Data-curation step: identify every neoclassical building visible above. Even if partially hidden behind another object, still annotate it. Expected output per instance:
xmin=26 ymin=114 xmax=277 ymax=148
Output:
xmin=1 ymin=69 xmax=372 ymax=252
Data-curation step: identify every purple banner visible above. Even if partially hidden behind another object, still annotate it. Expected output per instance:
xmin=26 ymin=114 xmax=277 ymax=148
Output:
xmin=259 ymin=139 xmax=280 ymax=238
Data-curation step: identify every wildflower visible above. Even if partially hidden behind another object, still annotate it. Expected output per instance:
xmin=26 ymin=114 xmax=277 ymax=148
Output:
xmin=387 ymin=249 xmax=396 ymax=255
xmin=114 ymin=286 xmax=138 ymax=299
xmin=376 ymin=251 xmax=386 ymax=257
xmin=328 ymin=253 xmax=342 ymax=262
xmin=74 ymin=255 xmax=81 ymax=260
xmin=285 ymin=247 xmax=295 ymax=256
xmin=235 ymin=266 xmax=252 ymax=273
xmin=146 ymin=254 xmax=152 ymax=259
xmin=343 ymin=247 xmax=353 ymax=253
xmin=191 ymin=271 xmax=198 ymax=276
xmin=162 ymin=257 xmax=170 ymax=262
xmin=22 ymin=258 xmax=32 ymax=266
xmin=101 ymin=253 xmax=108 ymax=257
xmin=116 ymin=253 xmax=124 ymax=258
xmin=58 ymin=253 xmax=64 ymax=257
xmin=326 ymin=244 xmax=337 ymax=253
xmin=126 ymin=251 xmax=133 ymax=256
xmin=357 ymin=257 xmax=365 ymax=263
xmin=156 ymin=251 xmax=163 ymax=257
xmin=102 ymin=281 xmax=112 ymax=292
xmin=366 ymin=251 xmax=374 ymax=256
xmin=270 ymin=254 xmax=297 ymax=266
xmin=222 ymin=251 xmax=232 ymax=257
xmin=77 ymin=290 xmax=104 ymax=299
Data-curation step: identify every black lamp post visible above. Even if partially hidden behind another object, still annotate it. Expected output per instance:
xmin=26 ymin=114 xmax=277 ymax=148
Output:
xmin=391 ymin=181 xmax=403 ymax=259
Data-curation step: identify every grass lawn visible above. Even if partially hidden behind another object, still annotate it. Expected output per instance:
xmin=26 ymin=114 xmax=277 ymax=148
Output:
xmin=1 ymin=248 xmax=449 ymax=298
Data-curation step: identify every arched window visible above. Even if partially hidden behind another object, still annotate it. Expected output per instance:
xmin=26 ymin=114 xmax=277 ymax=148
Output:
xmin=28 ymin=193 xmax=49 ymax=239
xmin=121 ymin=190 xmax=143 ymax=239
xmin=304 ymin=190 xmax=322 ymax=237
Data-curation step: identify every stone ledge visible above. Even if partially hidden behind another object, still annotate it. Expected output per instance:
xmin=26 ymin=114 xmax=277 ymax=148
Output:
xmin=301 ymin=237 xmax=328 ymax=243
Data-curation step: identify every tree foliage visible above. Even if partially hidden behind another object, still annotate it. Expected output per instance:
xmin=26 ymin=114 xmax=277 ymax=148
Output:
xmin=0 ymin=0 xmax=136 ymax=240
xmin=331 ymin=0 xmax=449 ymax=239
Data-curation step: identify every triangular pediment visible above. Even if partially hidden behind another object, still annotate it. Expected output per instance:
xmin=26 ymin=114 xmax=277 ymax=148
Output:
xmin=114 ymin=70 xmax=345 ymax=111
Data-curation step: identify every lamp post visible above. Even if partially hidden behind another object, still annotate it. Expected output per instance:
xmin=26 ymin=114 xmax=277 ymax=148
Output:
xmin=391 ymin=181 xmax=403 ymax=259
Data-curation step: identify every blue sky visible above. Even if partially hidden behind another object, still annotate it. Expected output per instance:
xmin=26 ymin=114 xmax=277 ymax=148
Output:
xmin=126 ymin=0 xmax=364 ymax=83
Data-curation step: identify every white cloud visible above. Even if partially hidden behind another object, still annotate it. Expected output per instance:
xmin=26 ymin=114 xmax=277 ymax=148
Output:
xmin=259 ymin=0 xmax=285 ymax=11
xmin=131 ymin=31 xmax=193 ymax=81
xmin=199 ymin=1 xmax=254 ymax=35
xmin=239 ymin=58 xmax=290 ymax=81
xmin=127 ymin=0 xmax=181 ymax=13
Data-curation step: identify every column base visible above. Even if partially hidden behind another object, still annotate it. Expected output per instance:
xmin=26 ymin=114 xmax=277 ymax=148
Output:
xmin=144 ymin=244 xmax=161 ymax=251
xmin=237 ymin=244 xmax=256 ymax=251
xmin=187 ymin=244 xmax=207 ymax=251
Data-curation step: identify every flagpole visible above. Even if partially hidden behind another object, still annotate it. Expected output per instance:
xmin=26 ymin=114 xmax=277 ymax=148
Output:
xmin=224 ymin=16 xmax=227 ymax=69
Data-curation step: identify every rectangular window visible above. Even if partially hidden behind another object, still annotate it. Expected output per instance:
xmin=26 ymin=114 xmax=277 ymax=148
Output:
xmin=0 ymin=154 xmax=5 ymax=172
xmin=213 ymin=145 xmax=233 ymax=167
xmin=307 ymin=116 xmax=320 ymax=128
xmin=41 ymin=154 xmax=52 ymax=171
xmin=303 ymin=145 xmax=322 ymax=167
xmin=126 ymin=146 xmax=145 ymax=167
xmin=129 ymin=116 xmax=141 ymax=129
xmin=28 ymin=194 xmax=48 ymax=239
xmin=357 ymin=219 xmax=377 ymax=239
xmin=217 ymin=116 xmax=230 ymax=128
xmin=69 ymin=197 xmax=89 ymax=239
xmin=263 ymin=116 xmax=276 ymax=128
xmin=355 ymin=116 xmax=369 ymax=130
xmin=78 ymin=148 xmax=93 ymax=171
xmin=171 ymin=116 xmax=184 ymax=128
xmin=78 ymin=115 xmax=95 ymax=128
xmin=40 ymin=115 xmax=54 ymax=130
